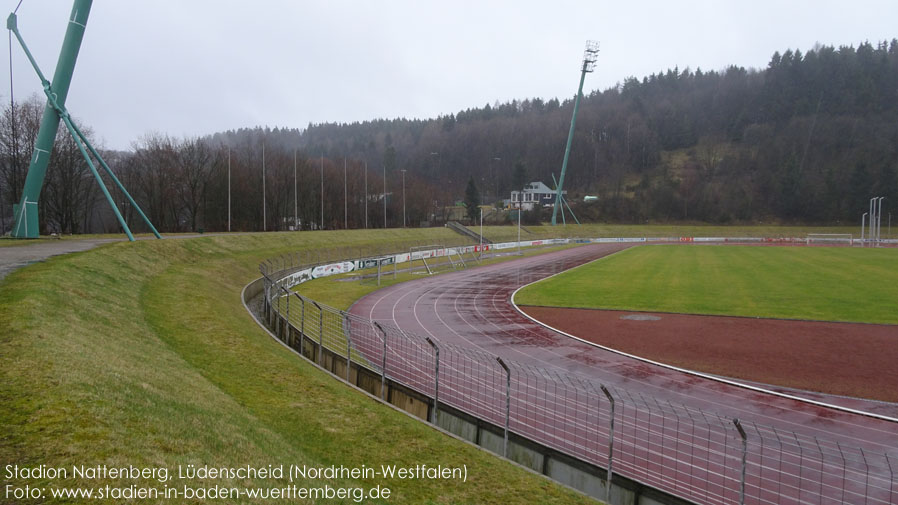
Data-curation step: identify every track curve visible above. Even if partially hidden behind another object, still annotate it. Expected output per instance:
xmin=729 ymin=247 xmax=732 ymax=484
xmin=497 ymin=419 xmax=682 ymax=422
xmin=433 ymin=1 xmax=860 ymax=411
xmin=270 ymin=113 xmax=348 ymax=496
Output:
xmin=349 ymin=243 xmax=898 ymax=504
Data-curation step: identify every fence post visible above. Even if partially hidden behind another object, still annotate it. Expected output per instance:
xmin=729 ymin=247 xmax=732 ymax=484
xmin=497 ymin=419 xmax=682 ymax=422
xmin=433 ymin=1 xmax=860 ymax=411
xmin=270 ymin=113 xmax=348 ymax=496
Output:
xmin=262 ymin=276 xmax=269 ymax=322
xmin=283 ymin=287 xmax=291 ymax=346
xmin=734 ymin=418 xmax=747 ymax=505
xmin=265 ymin=278 xmax=273 ymax=326
xmin=274 ymin=286 xmax=282 ymax=339
xmin=600 ymin=385 xmax=615 ymax=502
xmin=311 ymin=301 xmax=323 ymax=367
xmin=425 ymin=336 xmax=440 ymax=425
xmin=343 ymin=312 xmax=352 ymax=382
xmin=374 ymin=322 xmax=388 ymax=400
xmin=296 ymin=293 xmax=305 ymax=355
xmin=271 ymin=281 xmax=279 ymax=329
xmin=497 ymin=357 xmax=510 ymax=458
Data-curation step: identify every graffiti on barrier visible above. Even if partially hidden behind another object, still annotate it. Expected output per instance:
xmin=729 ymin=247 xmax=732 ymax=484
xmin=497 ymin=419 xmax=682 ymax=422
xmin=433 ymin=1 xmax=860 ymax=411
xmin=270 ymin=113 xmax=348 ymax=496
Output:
xmin=311 ymin=261 xmax=356 ymax=279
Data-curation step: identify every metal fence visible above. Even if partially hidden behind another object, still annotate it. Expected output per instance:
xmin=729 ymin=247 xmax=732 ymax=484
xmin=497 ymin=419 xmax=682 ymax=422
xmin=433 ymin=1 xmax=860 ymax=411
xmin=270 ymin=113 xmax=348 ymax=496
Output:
xmin=259 ymin=247 xmax=897 ymax=505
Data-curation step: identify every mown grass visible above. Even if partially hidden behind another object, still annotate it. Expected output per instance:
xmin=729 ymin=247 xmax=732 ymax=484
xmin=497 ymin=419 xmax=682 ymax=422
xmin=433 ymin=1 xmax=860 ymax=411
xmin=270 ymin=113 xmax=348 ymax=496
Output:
xmin=0 ymin=232 xmax=205 ymax=247
xmin=0 ymin=229 xmax=597 ymax=504
xmin=478 ymin=223 xmax=858 ymax=243
xmin=515 ymin=244 xmax=898 ymax=324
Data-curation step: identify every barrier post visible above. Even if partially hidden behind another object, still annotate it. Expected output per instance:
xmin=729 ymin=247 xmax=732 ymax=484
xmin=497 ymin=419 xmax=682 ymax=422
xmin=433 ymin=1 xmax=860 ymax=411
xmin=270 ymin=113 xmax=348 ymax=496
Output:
xmin=261 ymin=276 xmax=269 ymax=322
xmin=275 ymin=287 xmax=282 ymax=339
xmin=312 ymin=301 xmax=323 ymax=367
xmin=601 ymin=385 xmax=615 ymax=502
xmin=283 ymin=287 xmax=291 ymax=346
xmin=343 ymin=312 xmax=352 ymax=382
xmin=296 ymin=293 xmax=305 ymax=354
xmin=266 ymin=279 xmax=273 ymax=326
xmin=425 ymin=337 xmax=440 ymax=425
xmin=374 ymin=322 xmax=388 ymax=400
xmin=734 ymin=418 xmax=747 ymax=505
xmin=497 ymin=357 xmax=510 ymax=458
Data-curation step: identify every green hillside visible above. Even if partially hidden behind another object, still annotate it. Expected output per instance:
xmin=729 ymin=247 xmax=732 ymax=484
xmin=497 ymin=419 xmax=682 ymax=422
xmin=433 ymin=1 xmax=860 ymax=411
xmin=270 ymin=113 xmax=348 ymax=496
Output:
xmin=0 ymin=230 xmax=595 ymax=504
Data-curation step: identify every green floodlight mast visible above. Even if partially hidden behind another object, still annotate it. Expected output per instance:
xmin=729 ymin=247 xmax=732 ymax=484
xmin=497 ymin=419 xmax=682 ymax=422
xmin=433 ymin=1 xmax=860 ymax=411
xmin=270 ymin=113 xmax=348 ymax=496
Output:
xmin=551 ymin=40 xmax=599 ymax=226
xmin=8 ymin=0 xmax=160 ymax=241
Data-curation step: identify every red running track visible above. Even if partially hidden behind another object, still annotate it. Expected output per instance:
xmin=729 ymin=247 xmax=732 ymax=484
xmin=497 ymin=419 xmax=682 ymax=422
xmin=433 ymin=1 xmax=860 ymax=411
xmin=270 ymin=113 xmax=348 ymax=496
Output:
xmin=348 ymin=244 xmax=898 ymax=505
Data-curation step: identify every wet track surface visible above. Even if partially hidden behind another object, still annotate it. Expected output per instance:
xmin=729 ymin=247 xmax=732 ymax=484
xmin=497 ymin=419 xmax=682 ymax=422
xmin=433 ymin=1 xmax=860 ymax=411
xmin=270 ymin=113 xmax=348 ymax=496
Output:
xmin=350 ymin=243 xmax=898 ymax=504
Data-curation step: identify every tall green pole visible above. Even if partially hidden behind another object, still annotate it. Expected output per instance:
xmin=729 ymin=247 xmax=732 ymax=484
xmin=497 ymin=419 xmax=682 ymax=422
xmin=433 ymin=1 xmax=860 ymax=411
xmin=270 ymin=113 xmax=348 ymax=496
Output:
xmin=552 ymin=41 xmax=598 ymax=226
xmin=11 ymin=0 xmax=92 ymax=238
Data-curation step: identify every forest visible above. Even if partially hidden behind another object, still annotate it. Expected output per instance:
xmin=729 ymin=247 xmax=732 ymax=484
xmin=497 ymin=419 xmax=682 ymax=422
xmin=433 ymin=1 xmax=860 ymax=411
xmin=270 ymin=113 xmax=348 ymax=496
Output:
xmin=1 ymin=40 xmax=896 ymax=234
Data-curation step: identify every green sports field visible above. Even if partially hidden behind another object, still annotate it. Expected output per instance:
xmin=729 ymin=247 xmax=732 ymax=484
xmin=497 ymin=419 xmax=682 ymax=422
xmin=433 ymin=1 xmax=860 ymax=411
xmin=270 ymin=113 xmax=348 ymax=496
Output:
xmin=515 ymin=245 xmax=898 ymax=324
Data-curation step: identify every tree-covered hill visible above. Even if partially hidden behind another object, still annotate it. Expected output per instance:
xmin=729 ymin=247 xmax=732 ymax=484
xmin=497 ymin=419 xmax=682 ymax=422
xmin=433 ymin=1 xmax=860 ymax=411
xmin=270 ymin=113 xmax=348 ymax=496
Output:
xmin=212 ymin=40 xmax=897 ymax=225
xmin=3 ymin=41 xmax=895 ymax=234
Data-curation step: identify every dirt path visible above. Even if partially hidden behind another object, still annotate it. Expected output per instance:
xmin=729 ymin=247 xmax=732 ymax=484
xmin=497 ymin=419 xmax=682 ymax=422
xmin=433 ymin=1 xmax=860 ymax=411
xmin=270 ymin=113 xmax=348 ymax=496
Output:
xmin=521 ymin=305 xmax=898 ymax=403
xmin=0 ymin=239 xmax=118 ymax=281
xmin=0 ymin=233 xmax=235 ymax=281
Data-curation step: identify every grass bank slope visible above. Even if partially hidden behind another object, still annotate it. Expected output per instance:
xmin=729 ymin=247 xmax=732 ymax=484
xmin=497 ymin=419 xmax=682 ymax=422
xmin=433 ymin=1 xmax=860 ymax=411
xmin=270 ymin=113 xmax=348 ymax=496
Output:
xmin=516 ymin=244 xmax=898 ymax=324
xmin=0 ymin=229 xmax=594 ymax=504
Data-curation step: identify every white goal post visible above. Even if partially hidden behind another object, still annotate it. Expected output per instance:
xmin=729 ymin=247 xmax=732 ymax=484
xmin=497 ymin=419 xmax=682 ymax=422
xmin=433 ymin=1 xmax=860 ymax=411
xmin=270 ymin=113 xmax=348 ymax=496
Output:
xmin=806 ymin=233 xmax=853 ymax=246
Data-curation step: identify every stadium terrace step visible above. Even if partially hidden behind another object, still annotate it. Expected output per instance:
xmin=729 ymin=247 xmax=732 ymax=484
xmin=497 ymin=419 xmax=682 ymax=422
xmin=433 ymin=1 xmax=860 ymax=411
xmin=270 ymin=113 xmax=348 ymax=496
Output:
xmin=446 ymin=221 xmax=493 ymax=244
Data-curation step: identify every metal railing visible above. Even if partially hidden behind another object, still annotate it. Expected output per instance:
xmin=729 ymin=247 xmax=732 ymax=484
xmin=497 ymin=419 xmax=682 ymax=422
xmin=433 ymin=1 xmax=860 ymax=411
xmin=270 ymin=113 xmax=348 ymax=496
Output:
xmin=259 ymin=244 xmax=897 ymax=505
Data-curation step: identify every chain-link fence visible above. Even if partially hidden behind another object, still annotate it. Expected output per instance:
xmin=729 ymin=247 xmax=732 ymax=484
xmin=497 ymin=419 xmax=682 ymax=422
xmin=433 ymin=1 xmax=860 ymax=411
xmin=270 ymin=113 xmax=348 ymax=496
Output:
xmin=259 ymin=245 xmax=897 ymax=505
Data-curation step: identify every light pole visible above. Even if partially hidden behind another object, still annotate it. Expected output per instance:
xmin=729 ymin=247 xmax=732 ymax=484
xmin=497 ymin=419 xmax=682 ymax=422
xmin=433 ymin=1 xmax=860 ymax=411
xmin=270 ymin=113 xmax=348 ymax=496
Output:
xmin=862 ymin=212 xmax=867 ymax=245
xmin=227 ymin=146 xmax=231 ymax=233
xmin=262 ymin=143 xmax=266 ymax=231
xmin=517 ymin=201 xmax=522 ymax=255
xmin=383 ymin=165 xmax=387 ymax=229
xmin=480 ymin=207 xmax=483 ymax=260
xmin=430 ymin=152 xmax=441 ymax=177
xmin=320 ymin=155 xmax=324 ymax=230
xmin=430 ymin=152 xmax=441 ymax=222
xmin=344 ymin=157 xmax=348 ymax=230
xmin=870 ymin=197 xmax=876 ymax=245
xmin=491 ymin=156 xmax=501 ymax=201
xmin=553 ymin=40 xmax=599 ymax=226
xmin=401 ymin=169 xmax=407 ymax=227
xmin=364 ymin=161 xmax=368 ymax=229
xmin=293 ymin=149 xmax=298 ymax=230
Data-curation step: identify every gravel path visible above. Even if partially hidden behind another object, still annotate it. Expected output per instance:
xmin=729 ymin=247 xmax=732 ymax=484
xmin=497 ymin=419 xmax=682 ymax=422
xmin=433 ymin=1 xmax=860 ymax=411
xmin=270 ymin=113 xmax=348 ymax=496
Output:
xmin=0 ymin=238 xmax=118 ymax=281
xmin=0 ymin=233 xmax=231 ymax=281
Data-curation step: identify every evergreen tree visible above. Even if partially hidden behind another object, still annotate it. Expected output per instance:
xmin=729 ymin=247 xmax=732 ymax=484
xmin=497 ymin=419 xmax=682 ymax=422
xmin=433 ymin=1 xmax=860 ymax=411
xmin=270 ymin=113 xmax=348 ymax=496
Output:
xmin=512 ymin=161 xmax=527 ymax=191
xmin=464 ymin=176 xmax=480 ymax=223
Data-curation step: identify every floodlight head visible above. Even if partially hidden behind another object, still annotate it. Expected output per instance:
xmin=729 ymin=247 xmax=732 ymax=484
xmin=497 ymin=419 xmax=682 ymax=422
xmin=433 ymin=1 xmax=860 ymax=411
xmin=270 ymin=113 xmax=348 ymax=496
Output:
xmin=582 ymin=40 xmax=600 ymax=72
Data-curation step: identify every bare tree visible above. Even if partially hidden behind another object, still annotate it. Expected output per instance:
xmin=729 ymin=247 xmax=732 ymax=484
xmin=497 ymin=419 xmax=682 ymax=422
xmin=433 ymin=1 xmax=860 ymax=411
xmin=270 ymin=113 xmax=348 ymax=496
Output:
xmin=131 ymin=134 xmax=179 ymax=230
xmin=43 ymin=124 xmax=102 ymax=233
xmin=0 ymin=95 xmax=43 ymax=233
xmin=175 ymin=137 xmax=214 ymax=232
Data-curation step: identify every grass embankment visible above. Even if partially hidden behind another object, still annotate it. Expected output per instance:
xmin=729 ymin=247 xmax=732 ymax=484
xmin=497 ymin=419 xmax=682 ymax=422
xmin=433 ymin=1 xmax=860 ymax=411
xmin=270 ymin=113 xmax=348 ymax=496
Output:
xmin=515 ymin=245 xmax=898 ymax=324
xmin=477 ymin=223 xmax=858 ymax=243
xmin=0 ymin=229 xmax=596 ymax=504
xmin=0 ymin=232 xmax=208 ymax=247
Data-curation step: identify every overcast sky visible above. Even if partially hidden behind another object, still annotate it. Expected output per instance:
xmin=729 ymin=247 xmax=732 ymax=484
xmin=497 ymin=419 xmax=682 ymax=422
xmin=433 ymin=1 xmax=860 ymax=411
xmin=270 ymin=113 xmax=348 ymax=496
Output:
xmin=4 ymin=0 xmax=897 ymax=151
